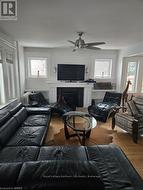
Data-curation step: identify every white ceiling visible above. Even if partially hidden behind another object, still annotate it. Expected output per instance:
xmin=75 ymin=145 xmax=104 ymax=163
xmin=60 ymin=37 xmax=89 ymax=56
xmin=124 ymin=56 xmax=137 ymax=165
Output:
xmin=0 ymin=0 xmax=143 ymax=49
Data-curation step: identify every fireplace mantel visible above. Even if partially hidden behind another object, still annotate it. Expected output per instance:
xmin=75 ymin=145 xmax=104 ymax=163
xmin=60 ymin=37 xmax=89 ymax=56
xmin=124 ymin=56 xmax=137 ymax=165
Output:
xmin=47 ymin=81 xmax=92 ymax=87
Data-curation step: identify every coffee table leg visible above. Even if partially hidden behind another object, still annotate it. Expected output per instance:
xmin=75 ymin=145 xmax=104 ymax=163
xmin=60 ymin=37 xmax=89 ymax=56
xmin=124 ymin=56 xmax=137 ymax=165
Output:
xmin=82 ymin=131 xmax=86 ymax=146
xmin=86 ymin=129 xmax=91 ymax=138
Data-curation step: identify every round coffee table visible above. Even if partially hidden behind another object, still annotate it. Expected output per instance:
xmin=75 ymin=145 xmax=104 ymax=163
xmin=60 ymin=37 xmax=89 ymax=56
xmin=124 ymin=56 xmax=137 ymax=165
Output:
xmin=63 ymin=111 xmax=97 ymax=145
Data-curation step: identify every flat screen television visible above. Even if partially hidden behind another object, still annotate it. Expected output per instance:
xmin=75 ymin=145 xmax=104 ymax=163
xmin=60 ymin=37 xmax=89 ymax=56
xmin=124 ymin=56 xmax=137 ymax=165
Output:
xmin=57 ymin=64 xmax=85 ymax=81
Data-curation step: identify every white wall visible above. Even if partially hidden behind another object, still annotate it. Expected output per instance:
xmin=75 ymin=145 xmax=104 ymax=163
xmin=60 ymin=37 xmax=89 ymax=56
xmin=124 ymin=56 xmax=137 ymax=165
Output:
xmin=24 ymin=47 xmax=119 ymax=89
xmin=22 ymin=47 xmax=119 ymax=104
xmin=120 ymin=42 xmax=143 ymax=57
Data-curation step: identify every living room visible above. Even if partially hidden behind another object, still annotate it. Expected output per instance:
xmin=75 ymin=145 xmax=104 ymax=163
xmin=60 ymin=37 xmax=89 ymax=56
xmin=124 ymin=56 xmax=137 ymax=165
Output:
xmin=0 ymin=0 xmax=143 ymax=189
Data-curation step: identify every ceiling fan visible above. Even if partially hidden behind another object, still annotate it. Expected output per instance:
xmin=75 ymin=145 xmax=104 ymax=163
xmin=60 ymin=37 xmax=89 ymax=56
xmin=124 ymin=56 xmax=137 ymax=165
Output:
xmin=68 ymin=32 xmax=105 ymax=52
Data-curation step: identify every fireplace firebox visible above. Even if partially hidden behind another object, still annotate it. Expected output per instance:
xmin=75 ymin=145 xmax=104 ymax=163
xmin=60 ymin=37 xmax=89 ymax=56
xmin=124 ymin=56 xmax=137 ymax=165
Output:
xmin=57 ymin=87 xmax=84 ymax=110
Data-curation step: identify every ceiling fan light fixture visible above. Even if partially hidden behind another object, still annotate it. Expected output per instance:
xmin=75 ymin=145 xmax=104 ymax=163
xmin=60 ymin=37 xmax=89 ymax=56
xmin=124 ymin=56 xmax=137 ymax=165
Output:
xmin=68 ymin=32 xmax=105 ymax=52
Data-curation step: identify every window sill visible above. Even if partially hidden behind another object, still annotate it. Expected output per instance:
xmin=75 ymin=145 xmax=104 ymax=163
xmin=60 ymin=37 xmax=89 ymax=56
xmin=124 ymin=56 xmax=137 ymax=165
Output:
xmin=92 ymin=89 xmax=116 ymax=92
xmin=94 ymin=77 xmax=112 ymax=79
xmin=28 ymin=77 xmax=47 ymax=79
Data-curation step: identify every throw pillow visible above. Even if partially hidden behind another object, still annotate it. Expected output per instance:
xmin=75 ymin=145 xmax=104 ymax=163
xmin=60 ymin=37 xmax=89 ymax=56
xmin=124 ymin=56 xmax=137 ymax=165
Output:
xmin=127 ymin=100 xmax=139 ymax=116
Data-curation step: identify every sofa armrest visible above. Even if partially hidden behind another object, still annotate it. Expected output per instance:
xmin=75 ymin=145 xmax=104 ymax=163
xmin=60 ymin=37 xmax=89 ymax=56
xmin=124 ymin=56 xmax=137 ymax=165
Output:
xmin=112 ymin=110 xmax=138 ymax=130
xmin=115 ymin=112 xmax=138 ymax=122
xmin=26 ymin=107 xmax=51 ymax=115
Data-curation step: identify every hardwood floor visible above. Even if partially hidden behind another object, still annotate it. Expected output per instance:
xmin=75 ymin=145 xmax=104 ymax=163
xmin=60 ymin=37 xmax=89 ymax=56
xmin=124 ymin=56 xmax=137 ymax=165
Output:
xmin=48 ymin=114 xmax=143 ymax=179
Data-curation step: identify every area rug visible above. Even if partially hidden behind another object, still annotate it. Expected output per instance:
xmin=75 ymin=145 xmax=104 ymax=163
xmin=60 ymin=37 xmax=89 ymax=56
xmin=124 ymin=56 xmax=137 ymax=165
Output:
xmin=45 ymin=126 xmax=113 ymax=146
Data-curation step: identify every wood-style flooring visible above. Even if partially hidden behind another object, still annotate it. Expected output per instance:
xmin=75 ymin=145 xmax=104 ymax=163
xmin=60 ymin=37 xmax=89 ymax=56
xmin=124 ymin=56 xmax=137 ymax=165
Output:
xmin=48 ymin=113 xmax=143 ymax=179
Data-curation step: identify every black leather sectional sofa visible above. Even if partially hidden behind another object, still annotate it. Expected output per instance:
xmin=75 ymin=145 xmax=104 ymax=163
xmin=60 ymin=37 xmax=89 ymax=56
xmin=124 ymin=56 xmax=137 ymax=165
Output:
xmin=0 ymin=100 xmax=143 ymax=189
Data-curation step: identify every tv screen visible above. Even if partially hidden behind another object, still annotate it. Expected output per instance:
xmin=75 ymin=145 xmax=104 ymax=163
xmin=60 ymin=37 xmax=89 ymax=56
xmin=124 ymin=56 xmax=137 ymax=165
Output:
xmin=57 ymin=64 xmax=85 ymax=81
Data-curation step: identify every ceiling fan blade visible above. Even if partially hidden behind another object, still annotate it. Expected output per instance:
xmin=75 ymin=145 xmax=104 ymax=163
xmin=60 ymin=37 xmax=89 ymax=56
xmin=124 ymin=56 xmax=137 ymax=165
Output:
xmin=85 ymin=42 xmax=105 ymax=46
xmin=68 ymin=33 xmax=106 ymax=51
xmin=86 ymin=46 xmax=101 ymax=50
xmin=68 ymin=40 xmax=75 ymax=45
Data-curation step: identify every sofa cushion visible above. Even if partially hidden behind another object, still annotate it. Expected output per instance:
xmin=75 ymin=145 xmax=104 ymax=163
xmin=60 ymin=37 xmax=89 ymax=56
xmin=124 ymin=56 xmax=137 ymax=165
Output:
xmin=0 ymin=162 xmax=22 ymax=187
xmin=0 ymin=146 xmax=40 ymax=162
xmin=133 ymin=95 xmax=143 ymax=114
xmin=115 ymin=112 xmax=134 ymax=130
xmin=86 ymin=144 xmax=143 ymax=189
xmin=22 ymin=114 xmax=50 ymax=127
xmin=0 ymin=107 xmax=11 ymax=127
xmin=17 ymin=161 xmax=104 ymax=189
xmin=14 ymin=107 xmax=28 ymax=125
xmin=26 ymin=107 xmax=51 ymax=115
xmin=0 ymin=117 xmax=19 ymax=147
xmin=9 ymin=102 xmax=23 ymax=116
xmin=38 ymin=146 xmax=87 ymax=161
xmin=127 ymin=100 xmax=139 ymax=116
xmin=0 ymin=100 xmax=22 ymax=127
xmin=7 ymin=126 xmax=46 ymax=146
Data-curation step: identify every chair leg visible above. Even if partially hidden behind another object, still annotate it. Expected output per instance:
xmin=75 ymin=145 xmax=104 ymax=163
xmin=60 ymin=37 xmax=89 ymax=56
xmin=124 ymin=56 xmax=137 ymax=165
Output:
xmin=132 ymin=133 xmax=138 ymax=143
xmin=111 ymin=113 xmax=116 ymax=130
xmin=112 ymin=118 xmax=115 ymax=130
xmin=132 ymin=121 xmax=138 ymax=143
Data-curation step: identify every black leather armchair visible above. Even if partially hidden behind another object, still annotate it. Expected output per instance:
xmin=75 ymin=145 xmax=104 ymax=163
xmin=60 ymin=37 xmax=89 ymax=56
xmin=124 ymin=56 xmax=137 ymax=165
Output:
xmin=29 ymin=92 xmax=50 ymax=107
xmin=88 ymin=91 xmax=122 ymax=122
xmin=29 ymin=92 xmax=72 ymax=116
xmin=112 ymin=95 xmax=143 ymax=143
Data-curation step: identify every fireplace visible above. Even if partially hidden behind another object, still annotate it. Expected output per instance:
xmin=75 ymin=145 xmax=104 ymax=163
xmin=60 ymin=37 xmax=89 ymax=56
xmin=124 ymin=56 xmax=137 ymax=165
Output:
xmin=57 ymin=87 xmax=84 ymax=109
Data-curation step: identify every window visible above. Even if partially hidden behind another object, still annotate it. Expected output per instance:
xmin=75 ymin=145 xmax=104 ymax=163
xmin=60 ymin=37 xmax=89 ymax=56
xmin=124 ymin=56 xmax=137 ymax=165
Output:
xmin=141 ymin=69 xmax=143 ymax=93
xmin=0 ymin=63 xmax=5 ymax=104
xmin=0 ymin=51 xmax=2 ymax=61
xmin=126 ymin=62 xmax=138 ymax=92
xmin=7 ymin=63 xmax=15 ymax=99
xmin=94 ymin=59 xmax=112 ymax=78
xmin=0 ymin=41 xmax=17 ymax=105
xmin=28 ymin=58 xmax=47 ymax=77
xmin=142 ymin=81 xmax=143 ymax=93
xmin=5 ymin=50 xmax=16 ymax=100
xmin=6 ymin=51 xmax=13 ymax=64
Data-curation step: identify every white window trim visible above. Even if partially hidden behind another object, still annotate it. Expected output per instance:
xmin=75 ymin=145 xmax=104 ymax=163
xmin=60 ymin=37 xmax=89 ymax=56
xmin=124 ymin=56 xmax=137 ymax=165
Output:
xmin=128 ymin=61 xmax=139 ymax=93
xmin=0 ymin=50 xmax=2 ymax=63
xmin=121 ymin=56 xmax=143 ymax=93
xmin=28 ymin=57 xmax=48 ymax=78
xmin=94 ymin=58 xmax=112 ymax=79
xmin=0 ymin=63 xmax=5 ymax=104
